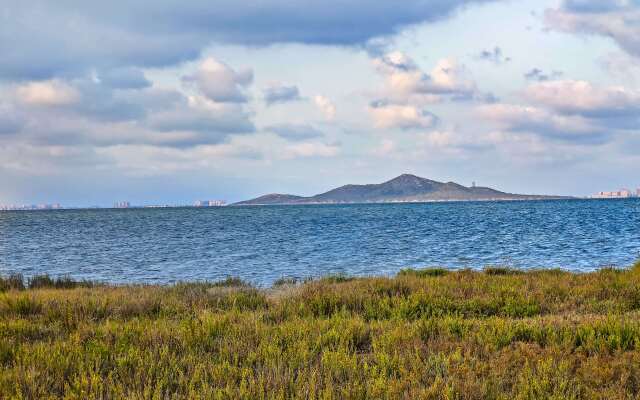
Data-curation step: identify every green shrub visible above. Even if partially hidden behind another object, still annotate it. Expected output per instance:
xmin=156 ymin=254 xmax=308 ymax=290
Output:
xmin=484 ymin=266 xmax=523 ymax=275
xmin=210 ymin=276 xmax=250 ymax=287
xmin=398 ymin=267 xmax=449 ymax=277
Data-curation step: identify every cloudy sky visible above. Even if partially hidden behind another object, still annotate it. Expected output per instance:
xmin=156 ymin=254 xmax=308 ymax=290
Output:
xmin=1 ymin=0 xmax=639 ymax=205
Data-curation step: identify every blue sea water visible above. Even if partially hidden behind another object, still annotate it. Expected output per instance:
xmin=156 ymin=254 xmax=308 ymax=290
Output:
xmin=1 ymin=199 xmax=639 ymax=286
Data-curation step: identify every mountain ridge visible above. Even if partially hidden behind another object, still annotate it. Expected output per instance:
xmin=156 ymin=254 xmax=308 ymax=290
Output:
xmin=233 ymin=174 xmax=570 ymax=205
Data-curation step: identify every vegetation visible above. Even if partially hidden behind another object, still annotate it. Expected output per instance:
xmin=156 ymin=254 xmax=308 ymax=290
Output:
xmin=2 ymin=263 xmax=640 ymax=399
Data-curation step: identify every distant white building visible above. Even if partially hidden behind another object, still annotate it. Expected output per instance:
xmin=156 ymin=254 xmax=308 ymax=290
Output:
xmin=114 ymin=201 xmax=131 ymax=208
xmin=593 ymin=189 xmax=635 ymax=199
xmin=194 ymin=200 xmax=226 ymax=207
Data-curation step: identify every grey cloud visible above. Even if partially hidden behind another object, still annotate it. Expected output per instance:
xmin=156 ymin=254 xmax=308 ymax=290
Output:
xmin=524 ymin=68 xmax=564 ymax=81
xmin=478 ymin=104 xmax=611 ymax=144
xmin=0 ymin=1 xmax=499 ymax=80
xmin=73 ymin=81 xmax=147 ymax=122
xmin=263 ymin=85 xmax=303 ymax=106
xmin=98 ymin=68 xmax=151 ymax=89
xmin=545 ymin=1 xmax=640 ymax=59
xmin=479 ymin=79 xmax=640 ymax=145
xmin=8 ymin=79 xmax=255 ymax=149
xmin=563 ymin=0 xmax=628 ymax=13
xmin=265 ymin=124 xmax=323 ymax=141
xmin=0 ymin=106 xmax=25 ymax=134
xmin=477 ymin=47 xmax=511 ymax=64
xmin=150 ymin=109 xmax=255 ymax=136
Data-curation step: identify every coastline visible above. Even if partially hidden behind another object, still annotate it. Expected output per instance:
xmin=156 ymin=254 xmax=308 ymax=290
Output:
xmin=2 ymin=264 xmax=640 ymax=398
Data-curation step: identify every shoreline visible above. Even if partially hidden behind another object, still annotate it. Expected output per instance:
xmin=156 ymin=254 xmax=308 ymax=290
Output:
xmin=0 ymin=264 xmax=638 ymax=290
xmin=2 ymin=196 xmax=639 ymax=212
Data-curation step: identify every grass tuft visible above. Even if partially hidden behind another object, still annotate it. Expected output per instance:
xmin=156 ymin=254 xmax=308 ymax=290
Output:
xmin=398 ymin=267 xmax=449 ymax=277
xmin=483 ymin=266 xmax=524 ymax=275
xmin=28 ymin=274 xmax=96 ymax=289
xmin=210 ymin=276 xmax=251 ymax=288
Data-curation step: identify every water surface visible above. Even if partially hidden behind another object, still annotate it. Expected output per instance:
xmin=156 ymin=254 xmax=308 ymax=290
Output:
xmin=1 ymin=199 xmax=639 ymax=285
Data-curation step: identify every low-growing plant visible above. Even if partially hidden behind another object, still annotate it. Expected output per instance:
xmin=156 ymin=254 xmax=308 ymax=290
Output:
xmin=210 ymin=276 xmax=250 ymax=287
xmin=1 ymin=266 xmax=640 ymax=398
xmin=320 ymin=274 xmax=354 ymax=284
xmin=398 ymin=267 xmax=449 ymax=277
xmin=483 ymin=266 xmax=524 ymax=275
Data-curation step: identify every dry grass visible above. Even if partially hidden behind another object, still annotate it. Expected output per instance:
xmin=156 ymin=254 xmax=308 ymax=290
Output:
xmin=1 ymin=263 xmax=640 ymax=399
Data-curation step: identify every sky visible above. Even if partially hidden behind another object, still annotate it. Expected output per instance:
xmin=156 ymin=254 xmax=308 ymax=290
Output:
xmin=1 ymin=0 xmax=639 ymax=206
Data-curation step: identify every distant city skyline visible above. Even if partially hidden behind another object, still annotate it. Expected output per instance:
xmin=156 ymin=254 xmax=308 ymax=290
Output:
xmin=1 ymin=0 xmax=640 ymax=205
xmin=4 ymin=185 xmax=640 ymax=211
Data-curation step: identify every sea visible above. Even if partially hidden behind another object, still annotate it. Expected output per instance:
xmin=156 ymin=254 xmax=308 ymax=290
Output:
xmin=1 ymin=199 xmax=639 ymax=286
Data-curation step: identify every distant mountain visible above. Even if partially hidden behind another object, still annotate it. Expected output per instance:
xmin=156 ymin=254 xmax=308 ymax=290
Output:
xmin=233 ymin=174 xmax=569 ymax=205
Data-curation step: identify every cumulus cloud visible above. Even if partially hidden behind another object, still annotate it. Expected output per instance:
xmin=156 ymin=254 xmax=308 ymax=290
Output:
xmin=523 ymin=80 xmax=640 ymax=118
xmin=477 ymin=47 xmax=511 ymax=64
xmin=478 ymin=79 xmax=640 ymax=144
xmin=313 ymin=95 xmax=337 ymax=120
xmin=15 ymin=80 xmax=80 ymax=106
xmin=2 ymin=59 xmax=257 ymax=151
xmin=545 ymin=0 xmax=640 ymax=58
xmin=373 ymin=52 xmax=479 ymax=103
xmin=265 ymin=124 xmax=323 ymax=141
xmin=369 ymin=101 xmax=439 ymax=130
xmin=182 ymin=58 xmax=253 ymax=103
xmin=368 ymin=51 xmax=488 ymax=131
xmin=263 ymin=84 xmax=303 ymax=105
xmin=477 ymin=103 xmax=607 ymax=142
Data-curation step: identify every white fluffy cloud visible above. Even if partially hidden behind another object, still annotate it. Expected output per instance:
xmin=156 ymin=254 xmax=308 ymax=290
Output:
xmin=182 ymin=58 xmax=253 ymax=103
xmin=373 ymin=52 xmax=478 ymax=103
xmin=369 ymin=102 xmax=438 ymax=130
xmin=523 ymin=80 xmax=640 ymax=117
